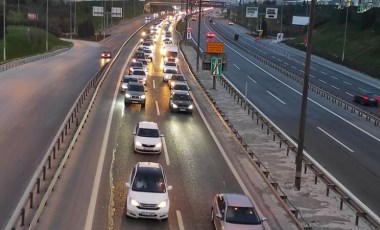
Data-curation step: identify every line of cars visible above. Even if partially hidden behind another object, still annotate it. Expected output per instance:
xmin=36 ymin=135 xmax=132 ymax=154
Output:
xmin=123 ymin=14 xmax=266 ymax=229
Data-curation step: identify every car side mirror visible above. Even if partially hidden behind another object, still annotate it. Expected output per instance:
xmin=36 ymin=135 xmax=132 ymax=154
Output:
xmin=167 ymin=185 xmax=173 ymax=190
xmin=160 ymin=134 xmax=164 ymax=137
xmin=126 ymin=182 xmax=130 ymax=188
xmin=262 ymin=217 xmax=267 ymax=222
xmin=133 ymin=131 xmax=136 ymax=135
xmin=216 ymin=213 xmax=222 ymax=219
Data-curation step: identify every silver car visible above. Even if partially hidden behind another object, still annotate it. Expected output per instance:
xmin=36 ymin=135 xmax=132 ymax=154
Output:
xmin=124 ymin=82 xmax=146 ymax=107
xmin=211 ymin=193 xmax=265 ymax=230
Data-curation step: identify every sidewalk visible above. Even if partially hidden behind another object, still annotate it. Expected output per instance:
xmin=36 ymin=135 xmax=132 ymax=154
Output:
xmin=179 ymin=42 xmax=374 ymax=229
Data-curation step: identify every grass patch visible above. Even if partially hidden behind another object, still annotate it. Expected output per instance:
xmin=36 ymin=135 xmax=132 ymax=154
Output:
xmin=0 ymin=26 xmax=72 ymax=61
xmin=285 ymin=22 xmax=380 ymax=78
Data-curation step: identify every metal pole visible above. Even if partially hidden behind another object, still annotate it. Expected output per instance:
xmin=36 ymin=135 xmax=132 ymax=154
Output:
xmin=280 ymin=1 xmax=283 ymax=33
xmin=70 ymin=1 xmax=72 ymax=39
xmin=342 ymin=4 xmax=348 ymax=62
xmin=123 ymin=0 xmax=125 ymax=19
xmin=74 ymin=0 xmax=77 ymax=34
xmin=3 ymin=0 xmax=5 ymax=61
xmin=46 ymin=0 xmax=49 ymax=51
xmin=184 ymin=0 xmax=189 ymax=45
xmin=295 ymin=0 xmax=316 ymax=190
xmin=134 ymin=0 xmax=136 ymax=17
xmin=196 ymin=0 xmax=202 ymax=71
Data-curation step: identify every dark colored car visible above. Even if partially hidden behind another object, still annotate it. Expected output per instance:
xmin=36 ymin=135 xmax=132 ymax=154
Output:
xmin=124 ymin=82 xmax=146 ymax=106
xmin=133 ymin=51 xmax=146 ymax=62
xmin=101 ymin=51 xmax=112 ymax=59
xmin=353 ymin=92 xmax=380 ymax=107
xmin=169 ymin=92 xmax=193 ymax=113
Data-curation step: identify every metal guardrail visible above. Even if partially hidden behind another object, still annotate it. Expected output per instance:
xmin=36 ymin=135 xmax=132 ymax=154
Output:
xmin=209 ymin=22 xmax=380 ymax=127
xmin=0 ymin=45 xmax=73 ymax=73
xmin=179 ymin=39 xmax=380 ymax=229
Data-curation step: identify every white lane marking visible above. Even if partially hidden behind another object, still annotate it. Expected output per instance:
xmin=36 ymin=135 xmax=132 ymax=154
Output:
xmin=155 ymin=101 xmax=160 ymax=116
xmin=329 ymin=75 xmax=338 ymax=80
xmin=318 ymin=127 xmax=354 ymax=152
xmin=267 ymin=91 xmax=286 ymax=104
xmin=176 ymin=210 xmax=185 ymax=230
xmin=319 ymin=79 xmax=327 ymax=83
xmin=233 ymin=64 xmax=240 ymax=70
xmin=344 ymin=81 xmax=352 ymax=85
xmin=271 ymin=55 xmax=276 ymax=59
xmin=310 ymin=74 xmax=316 ymax=78
xmin=358 ymin=87 xmax=366 ymax=91
xmin=346 ymin=92 xmax=354 ymax=97
xmin=331 ymin=85 xmax=340 ymax=90
xmin=291 ymin=65 xmax=297 ymax=69
xmin=153 ymin=79 xmax=156 ymax=89
xmin=262 ymin=51 xmax=267 ymax=55
xmin=300 ymin=70 xmax=304 ymax=73
xmin=321 ymin=71 xmax=327 ymax=75
xmin=277 ymin=58 xmax=282 ymax=62
xmin=247 ymin=75 xmax=257 ymax=83
xmin=162 ymin=137 xmax=170 ymax=166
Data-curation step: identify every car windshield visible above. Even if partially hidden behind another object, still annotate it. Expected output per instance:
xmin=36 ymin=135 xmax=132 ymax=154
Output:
xmin=133 ymin=70 xmax=146 ymax=75
xmin=173 ymin=94 xmax=190 ymax=101
xmin=144 ymin=49 xmax=152 ymax=54
xmin=165 ymin=69 xmax=177 ymax=74
xmin=172 ymin=75 xmax=185 ymax=81
xmin=225 ymin=206 xmax=261 ymax=225
xmin=165 ymin=62 xmax=176 ymax=67
xmin=138 ymin=128 xmax=159 ymax=138
xmin=141 ymin=60 xmax=148 ymax=65
xmin=132 ymin=168 xmax=166 ymax=193
xmin=123 ymin=78 xmax=138 ymax=83
xmin=132 ymin=62 xmax=143 ymax=68
xmin=128 ymin=84 xmax=144 ymax=91
xmin=173 ymin=85 xmax=188 ymax=90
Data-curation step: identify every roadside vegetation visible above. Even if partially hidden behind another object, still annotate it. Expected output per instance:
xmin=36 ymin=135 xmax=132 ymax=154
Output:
xmin=0 ymin=26 xmax=71 ymax=60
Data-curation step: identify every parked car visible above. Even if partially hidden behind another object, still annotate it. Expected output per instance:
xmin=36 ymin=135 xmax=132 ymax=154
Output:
xmin=353 ymin=91 xmax=380 ymax=107
xmin=125 ymin=162 xmax=172 ymax=219
xmin=211 ymin=193 xmax=265 ymax=230
xmin=124 ymin=82 xmax=146 ymax=106
xmin=133 ymin=121 xmax=163 ymax=154
xmin=169 ymin=92 xmax=193 ymax=113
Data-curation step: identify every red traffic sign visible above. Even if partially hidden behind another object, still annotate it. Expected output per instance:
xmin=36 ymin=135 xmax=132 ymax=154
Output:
xmin=187 ymin=27 xmax=191 ymax=32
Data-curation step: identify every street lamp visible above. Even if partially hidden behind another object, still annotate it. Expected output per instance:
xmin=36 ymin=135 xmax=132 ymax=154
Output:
xmin=196 ymin=0 xmax=202 ymax=71
xmin=3 ymin=0 xmax=6 ymax=61
xmin=46 ymin=0 xmax=49 ymax=51
xmin=342 ymin=2 xmax=349 ymax=62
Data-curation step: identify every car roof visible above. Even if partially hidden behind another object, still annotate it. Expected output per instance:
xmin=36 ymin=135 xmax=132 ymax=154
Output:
xmin=138 ymin=121 xmax=159 ymax=129
xmin=223 ymin=194 xmax=254 ymax=208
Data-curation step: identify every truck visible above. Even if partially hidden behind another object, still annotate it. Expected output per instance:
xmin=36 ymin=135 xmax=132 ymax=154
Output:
xmin=162 ymin=44 xmax=178 ymax=63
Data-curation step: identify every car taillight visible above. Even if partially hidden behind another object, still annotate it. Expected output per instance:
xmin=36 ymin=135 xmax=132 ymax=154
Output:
xmin=363 ymin=96 xmax=369 ymax=100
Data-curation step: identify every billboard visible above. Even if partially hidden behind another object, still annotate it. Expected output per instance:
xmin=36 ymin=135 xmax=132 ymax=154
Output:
xmin=292 ymin=16 xmax=309 ymax=25
xmin=265 ymin=8 xmax=278 ymax=19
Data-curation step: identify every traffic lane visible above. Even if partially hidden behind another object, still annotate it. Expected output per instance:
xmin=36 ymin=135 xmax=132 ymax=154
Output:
xmin=222 ymin=49 xmax=380 ymax=213
xmin=0 ymin=40 xmax=103 ymax=228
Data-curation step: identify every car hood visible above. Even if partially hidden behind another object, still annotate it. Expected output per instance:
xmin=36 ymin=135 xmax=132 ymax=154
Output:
xmin=135 ymin=136 xmax=161 ymax=145
xmin=127 ymin=91 xmax=145 ymax=96
xmin=128 ymin=190 xmax=168 ymax=204
xmin=224 ymin=222 xmax=263 ymax=230
xmin=172 ymin=99 xmax=191 ymax=106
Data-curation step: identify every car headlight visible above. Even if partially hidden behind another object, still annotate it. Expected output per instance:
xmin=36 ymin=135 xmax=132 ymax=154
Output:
xmin=141 ymin=95 xmax=146 ymax=99
xmin=156 ymin=142 xmax=162 ymax=148
xmin=135 ymin=141 xmax=142 ymax=147
xmin=170 ymin=82 xmax=175 ymax=88
xmin=188 ymin=104 xmax=193 ymax=109
xmin=125 ymin=93 xmax=131 ymax=98
xmin=122 ymin=84 xmax=128 ymax=89
xmin=157 ymin=200 xmax=167 ymax=208
xmin=130 ymin=199 xmax=139 ymax=206
xmin=172 ymin=103 xmax=178 ymax=108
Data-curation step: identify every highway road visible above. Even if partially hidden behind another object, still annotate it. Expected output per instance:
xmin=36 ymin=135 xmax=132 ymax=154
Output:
xmin=187 ymin=14 xmax=380 ymax=215
xmin=33 ymin=17 xmax=298 ymax=230
xmin=0 ymin=16 xmax=146 ymax=229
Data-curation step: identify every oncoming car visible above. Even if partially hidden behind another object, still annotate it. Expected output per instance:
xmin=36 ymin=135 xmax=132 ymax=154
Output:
xmin=169 ymin=92 xmax=193 ymax=113
xmin=133 ymin=121 xmax=163 ymax=154
xmin=101 ymin=51 xmax=112 ymax=59
xmin=211 ymin=193 xmax=266 ymax=230
xmin=125 ymin=162 xmax=172 ymax=220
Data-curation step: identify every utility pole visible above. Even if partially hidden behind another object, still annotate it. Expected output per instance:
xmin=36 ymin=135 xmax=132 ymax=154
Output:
xmin=3 ymin=0 xmax=6 ymax=61
xmin=196 ymin=0 xmax=202 ymax=71
xmin=46 ymin=0 xmax=49 ymax=51
xmin=342 ymin=3 xmax=349 ymax=62
xmin=295 ymin=0 xmax=317 ymax=190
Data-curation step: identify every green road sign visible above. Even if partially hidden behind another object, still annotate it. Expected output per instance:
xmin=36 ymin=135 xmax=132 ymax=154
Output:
xmin=211 ymin=57 xmax=222 ymax=76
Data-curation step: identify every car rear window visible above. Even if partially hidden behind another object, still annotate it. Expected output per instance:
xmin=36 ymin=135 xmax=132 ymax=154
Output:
xmin=133 ymin=70 xmax=146 ymax=75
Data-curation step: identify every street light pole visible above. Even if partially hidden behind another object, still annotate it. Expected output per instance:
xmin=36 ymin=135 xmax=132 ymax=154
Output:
xmin=342 ymin=4 xmax=349 ymax=62
xmin=295 ymin=0 xmax=317 ymax=190
xmin=3 ymin=0 xmax=6 ymax=61
xmin=196 ymin=0 xmax=202 ymax=71
xmin=74 ymin=0 xmax=77 ymax=35
xmin=70 ymin=1 xmax=72 ymax=39
xmin=46 ymin=0 xmax=49 ymax=51
xmin=280 ymin=1 xmax=284 ymax=33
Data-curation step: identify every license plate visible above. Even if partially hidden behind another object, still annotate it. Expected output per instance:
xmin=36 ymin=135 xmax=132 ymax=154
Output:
xmin=141 ymin=212 xmax=155 ymax=216
xmin=179 ymin=109 xmax=186 ymax=111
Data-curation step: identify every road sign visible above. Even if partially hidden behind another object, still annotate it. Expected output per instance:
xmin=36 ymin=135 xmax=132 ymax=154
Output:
xmin=187 ymin=31 xmax=191 ymax=39
xmin=207 ymin=42 xmax=224 ymax=54
xmin=246 ymin=7 xmax=258 ymax=18
xmin=211 ymin=57 xmax=222 ymax=76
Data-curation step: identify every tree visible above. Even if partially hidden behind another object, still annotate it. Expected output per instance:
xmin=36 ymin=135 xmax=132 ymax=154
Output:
xmin=77 ymin=19 xmax=94 ymax=38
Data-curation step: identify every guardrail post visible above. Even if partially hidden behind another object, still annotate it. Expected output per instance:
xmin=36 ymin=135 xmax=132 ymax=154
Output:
xmin=48 ymin=156 xmax=51 ymax=169
xmin=37 ymin=178 xmax=40 ymax=193
xmin=356 ymin=212 xmax=365 ymax=225
xmin=58 ymin=138 xmax=61 ymax=150
xmin=20 ymin=208 xmax=25 ymax=226
xmin=43 ymin=166 xmax=46 ymax=180
xmin=53 ymin=146 xmax=56 ymax=159
xmin=29 ymin=192 xmax=33 ymax=208
xmin=340 ymin=197 xmax=350 ymax=210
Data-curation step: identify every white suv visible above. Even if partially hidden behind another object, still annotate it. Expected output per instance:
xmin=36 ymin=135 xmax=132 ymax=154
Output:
xmin=125 ymin=162 xmax=172 ymax=220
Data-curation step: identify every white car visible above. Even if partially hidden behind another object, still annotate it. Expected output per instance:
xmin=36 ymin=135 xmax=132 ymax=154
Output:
xmin=125 ymin=162 xmax=172 ymax=220
xmin=133 ymin=121 xmax=163 ymax=154
xmin=163 ymin=62 xmax=178 ymax=81
xmin=130 ymin=69 xmax=147 ymax=85
xmin=170 ymin=82 xmax=190 ymax=95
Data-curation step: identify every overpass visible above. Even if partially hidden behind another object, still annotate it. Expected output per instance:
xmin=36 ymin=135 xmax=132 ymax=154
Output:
xmin=144 ymin=1 xmax=227 ymax=12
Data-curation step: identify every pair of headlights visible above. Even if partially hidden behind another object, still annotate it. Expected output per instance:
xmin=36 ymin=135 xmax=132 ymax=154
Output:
xmin=125 ymin=94 xmax=146 ymax=99
xmin=130 ymin=198 xmax=167 ymax=208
